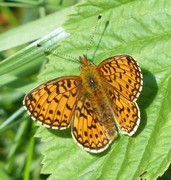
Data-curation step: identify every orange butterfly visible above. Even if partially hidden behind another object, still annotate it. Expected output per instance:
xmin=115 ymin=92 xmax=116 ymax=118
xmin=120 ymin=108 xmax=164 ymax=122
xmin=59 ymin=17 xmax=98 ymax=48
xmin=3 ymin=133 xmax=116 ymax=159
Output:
xmin=23 ymin=54 xmax=143 ymax=153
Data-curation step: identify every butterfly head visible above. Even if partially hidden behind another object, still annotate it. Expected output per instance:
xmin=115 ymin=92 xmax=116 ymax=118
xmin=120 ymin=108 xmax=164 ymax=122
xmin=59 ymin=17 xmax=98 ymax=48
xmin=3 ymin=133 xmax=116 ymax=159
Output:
xmin=79 ymin=55 xmax=94 ymax=70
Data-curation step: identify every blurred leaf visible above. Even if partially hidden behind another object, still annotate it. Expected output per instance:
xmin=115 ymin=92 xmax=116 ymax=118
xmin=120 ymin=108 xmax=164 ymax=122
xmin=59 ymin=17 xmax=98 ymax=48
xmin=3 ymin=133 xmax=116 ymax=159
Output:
xmin=0 ymin=7 xmax=73 ymax=51
xmin=0 ymin=162 xmax=10 ymax=180
xmin=0 ymin=27 xmax=70 ymax=84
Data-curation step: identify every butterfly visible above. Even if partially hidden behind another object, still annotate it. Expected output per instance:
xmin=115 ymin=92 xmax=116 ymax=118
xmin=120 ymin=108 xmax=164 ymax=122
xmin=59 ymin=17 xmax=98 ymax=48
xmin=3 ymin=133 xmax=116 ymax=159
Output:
xmin=23 ymin=54 xmax=143 ymax=153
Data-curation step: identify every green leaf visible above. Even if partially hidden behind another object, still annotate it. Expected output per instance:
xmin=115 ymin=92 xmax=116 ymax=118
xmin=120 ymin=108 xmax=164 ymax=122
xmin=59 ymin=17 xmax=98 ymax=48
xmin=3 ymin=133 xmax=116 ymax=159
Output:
xmin=23 ymin=0 xmax=171 ymax=179
xmin=0 ymin=6 xmax=73 ymax=51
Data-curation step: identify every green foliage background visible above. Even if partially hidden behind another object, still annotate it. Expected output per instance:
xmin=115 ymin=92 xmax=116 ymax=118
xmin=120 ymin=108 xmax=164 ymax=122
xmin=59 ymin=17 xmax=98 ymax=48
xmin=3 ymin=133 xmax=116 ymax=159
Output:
xmin=0 ymin=0 xmax=171 ymax=179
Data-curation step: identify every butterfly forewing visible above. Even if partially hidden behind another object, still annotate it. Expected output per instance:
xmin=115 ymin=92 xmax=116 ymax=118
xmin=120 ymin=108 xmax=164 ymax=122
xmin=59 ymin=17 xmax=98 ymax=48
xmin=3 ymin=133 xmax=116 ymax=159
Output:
xmin=23 ymin=76 xmax=82 ymax=129
xmin=98 ymin=55 xmax=143 ymax=101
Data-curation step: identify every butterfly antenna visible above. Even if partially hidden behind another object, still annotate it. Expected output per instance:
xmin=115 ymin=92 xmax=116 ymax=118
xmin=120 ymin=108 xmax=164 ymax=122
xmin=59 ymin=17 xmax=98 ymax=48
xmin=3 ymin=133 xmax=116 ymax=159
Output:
xmin=91 ymin=20 xmax=109 ymax=61
xmin=85 ymin=14 xmax=102 ymax=57
xmin=37 ymin=44 xmax=79 ymax=63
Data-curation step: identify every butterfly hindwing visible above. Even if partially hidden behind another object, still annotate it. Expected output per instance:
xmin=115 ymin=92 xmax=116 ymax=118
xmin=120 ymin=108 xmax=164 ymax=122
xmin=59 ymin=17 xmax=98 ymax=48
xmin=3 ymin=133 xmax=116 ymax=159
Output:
xmin=107 ymin=88 xmax=140 ymax=135
xmin=71 ymin=96 xmax=117 ymax=152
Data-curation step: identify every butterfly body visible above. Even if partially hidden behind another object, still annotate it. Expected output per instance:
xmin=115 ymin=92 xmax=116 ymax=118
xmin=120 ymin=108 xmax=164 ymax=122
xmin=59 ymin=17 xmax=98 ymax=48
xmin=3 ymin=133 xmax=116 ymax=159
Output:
xmin=79 ymin=55 xmax=117 ymax=142
xmin=24 ymin=54 xmax=143 ymax=153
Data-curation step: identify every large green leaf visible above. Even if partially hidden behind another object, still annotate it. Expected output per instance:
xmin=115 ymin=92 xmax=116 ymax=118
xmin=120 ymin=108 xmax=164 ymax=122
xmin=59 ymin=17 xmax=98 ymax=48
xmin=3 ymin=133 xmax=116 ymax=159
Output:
xmin=24 ymin=0 xmax=171 ymax=179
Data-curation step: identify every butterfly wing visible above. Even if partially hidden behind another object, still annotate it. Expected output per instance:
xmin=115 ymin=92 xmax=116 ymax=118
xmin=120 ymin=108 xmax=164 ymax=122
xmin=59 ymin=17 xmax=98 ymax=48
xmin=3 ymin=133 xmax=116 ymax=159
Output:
xmin=23 ymin=76 xmax=82 ymax=129
xmin=71 ymin=96 xmax=117 ymax=153
xmin=98 ymin=55 xmax=143 ymax=101
xmin=97 ymin=55 xmax=143 ymax=135
xmin=107 ymin=88 xmax=140 ymax=135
